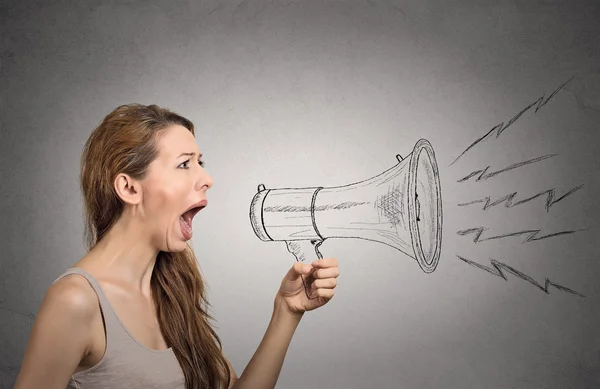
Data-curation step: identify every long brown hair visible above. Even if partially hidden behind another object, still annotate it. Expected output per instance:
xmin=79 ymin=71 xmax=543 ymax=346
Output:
xmin=79 ymin=103 xmax=231 ymax=389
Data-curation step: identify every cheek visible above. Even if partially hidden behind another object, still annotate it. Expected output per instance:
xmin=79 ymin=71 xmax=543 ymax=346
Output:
xmin=144 ymin=178 xmax=187 ymax=218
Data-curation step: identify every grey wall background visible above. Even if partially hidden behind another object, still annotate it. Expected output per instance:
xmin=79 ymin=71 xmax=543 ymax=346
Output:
xmin=1 ymin=0 xmax=599 ymax=388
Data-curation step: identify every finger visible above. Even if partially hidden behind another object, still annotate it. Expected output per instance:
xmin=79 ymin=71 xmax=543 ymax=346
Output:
xmin=313 ymin=266 xmax=340 ymax=279
xmin=311 ymin=257 xmax=338 ymax=268
xmin=312 ymin=278 xmax=337 ymax=289
xmin=313 ymin=288 xmax=335 ymax=299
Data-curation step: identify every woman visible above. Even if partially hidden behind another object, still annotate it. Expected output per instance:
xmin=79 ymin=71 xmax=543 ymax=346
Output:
xmin=13 ymin=104 xmax=340 ymax=389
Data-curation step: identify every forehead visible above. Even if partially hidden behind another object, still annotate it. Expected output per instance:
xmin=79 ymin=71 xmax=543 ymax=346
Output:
xmin=155 ymin=124 xmax=199 ymax=157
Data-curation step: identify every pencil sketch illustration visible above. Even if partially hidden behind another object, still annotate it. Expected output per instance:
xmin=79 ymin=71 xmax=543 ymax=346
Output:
xmin=450 ymin=76 xmax=586 ymax=298
xmin=249 ymin=139 xmax=443 ymax=299
xmin=248 ymin=78 xmax=587 ymax=300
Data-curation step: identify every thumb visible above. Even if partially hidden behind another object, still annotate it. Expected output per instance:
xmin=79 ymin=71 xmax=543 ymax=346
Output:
xmin=287 ymin=262 xmax=313 ymax=280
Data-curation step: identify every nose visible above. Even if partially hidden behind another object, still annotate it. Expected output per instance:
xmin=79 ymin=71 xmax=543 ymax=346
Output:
xmin=195 ymin=167 xmax=214 ymax=192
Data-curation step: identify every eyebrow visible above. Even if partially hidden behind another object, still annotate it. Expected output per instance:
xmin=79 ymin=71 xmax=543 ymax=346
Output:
xmin=177 ymin=152 xmax=203 ymax=158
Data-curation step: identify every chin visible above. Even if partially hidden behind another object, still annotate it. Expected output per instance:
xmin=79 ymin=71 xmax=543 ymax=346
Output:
xmin=159 ymin=237 xmax=189 ymax=254
xmin=170 ymin=245 xmax=188 ymax=253
xmin=164 ymin=242 xmax=188 ymax=253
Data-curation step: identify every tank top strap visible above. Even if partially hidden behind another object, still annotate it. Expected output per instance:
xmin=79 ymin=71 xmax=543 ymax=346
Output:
xmin=52 ymin=267 xmax=122 ymax=337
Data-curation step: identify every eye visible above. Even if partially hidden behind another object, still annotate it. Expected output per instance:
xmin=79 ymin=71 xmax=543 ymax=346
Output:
xmin=178 ymin=159 xmax=191 ymax=169
xmin=178 ymin=159 xmax=206 ymax=169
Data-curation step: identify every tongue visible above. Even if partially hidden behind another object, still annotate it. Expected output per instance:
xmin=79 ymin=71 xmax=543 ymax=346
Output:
xmin=180 ymin=217 xmax=192 ymax=239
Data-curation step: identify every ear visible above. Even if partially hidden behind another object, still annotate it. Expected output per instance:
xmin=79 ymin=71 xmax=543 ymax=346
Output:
xmin=114 ymin=173 xmax=142 ymax=205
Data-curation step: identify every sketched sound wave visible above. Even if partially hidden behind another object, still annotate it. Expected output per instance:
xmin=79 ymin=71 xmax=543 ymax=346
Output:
xmin=458 ymin=185 xmax=584 ymax=212
xmin=449 ymin=76 xmax=574 ymax=166
xmin=457 ymin=227 xmax=581 ymax=244
xmin=457 ymin=154 xmax=556 ymax=183
xmin=457 ymin=255 xmax=585 ymax=297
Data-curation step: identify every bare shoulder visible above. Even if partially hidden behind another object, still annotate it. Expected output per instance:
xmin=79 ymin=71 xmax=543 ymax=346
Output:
xmin=13 ymin=271 xmax=100 ymax=389
xmin=46 ymin=272 xmax=100 ymax=317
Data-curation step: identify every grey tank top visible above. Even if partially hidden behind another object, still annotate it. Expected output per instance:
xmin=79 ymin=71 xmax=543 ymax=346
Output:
xmin=52 ymin=267 xmax=186 ymax=389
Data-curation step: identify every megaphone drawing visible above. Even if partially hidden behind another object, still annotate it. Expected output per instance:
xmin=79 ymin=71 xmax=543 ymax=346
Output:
xmin=249 ymin=138 xmax=442 ymax=298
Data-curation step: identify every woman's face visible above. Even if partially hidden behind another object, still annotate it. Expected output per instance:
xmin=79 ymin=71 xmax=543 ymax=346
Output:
xmin=140 ymin=124 xmax=213 ymax=252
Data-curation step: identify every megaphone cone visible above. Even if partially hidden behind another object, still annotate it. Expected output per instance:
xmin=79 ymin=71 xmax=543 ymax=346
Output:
xmin=250 ymin=138 xmax=442 ymax=274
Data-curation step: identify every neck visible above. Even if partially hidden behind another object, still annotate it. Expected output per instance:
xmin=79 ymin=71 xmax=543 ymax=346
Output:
xmin=85 ymin=215 xmax=160 ymax=296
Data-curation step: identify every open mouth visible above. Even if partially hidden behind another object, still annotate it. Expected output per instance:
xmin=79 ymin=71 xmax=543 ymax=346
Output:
xmin=179 ymin=200 xmax=207 ymax=239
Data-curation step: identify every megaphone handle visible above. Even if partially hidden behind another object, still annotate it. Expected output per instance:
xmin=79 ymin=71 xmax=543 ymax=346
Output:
xmin=285 ymin=240 xmax=323 ymax=300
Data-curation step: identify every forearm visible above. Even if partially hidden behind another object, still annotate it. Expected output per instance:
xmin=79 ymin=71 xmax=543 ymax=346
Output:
xmin=232 ymin=297 xmax=303 ymax=389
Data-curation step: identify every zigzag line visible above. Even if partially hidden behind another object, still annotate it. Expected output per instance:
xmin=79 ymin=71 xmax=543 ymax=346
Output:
xmin=458 ymin=184 xmax=584 ymax=212
xmin=457 ymin=154 xmax=556 ymax=183
xmin=449 ymin=76 xmax=574 ymax=166
xmin=457 ymin=255 xmax=585 ymax=297
xmin=457 ymin=226 xmax=581 ymax=244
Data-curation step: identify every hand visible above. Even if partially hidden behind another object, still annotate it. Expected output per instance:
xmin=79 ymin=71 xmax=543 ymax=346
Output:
xmin=276 ymin=257 xmax=339 ymax=315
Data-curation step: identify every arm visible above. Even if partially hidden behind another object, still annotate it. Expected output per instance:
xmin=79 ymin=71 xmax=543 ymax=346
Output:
xmin=13 ymin=275 xmax=97 ymax=389
xmin=230 ymin=258 xmax=339 ymax=389
xmin=231 ymin=296 xmax=303 ymax=389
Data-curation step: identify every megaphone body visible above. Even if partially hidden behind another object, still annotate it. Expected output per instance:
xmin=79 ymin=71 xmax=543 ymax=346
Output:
xmin=250 ymin=139 xmax=442 ymax=296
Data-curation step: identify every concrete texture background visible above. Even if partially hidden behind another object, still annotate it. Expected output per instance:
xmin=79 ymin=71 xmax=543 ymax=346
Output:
xmin=1 ymin=0 xmax=599 ymax=387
